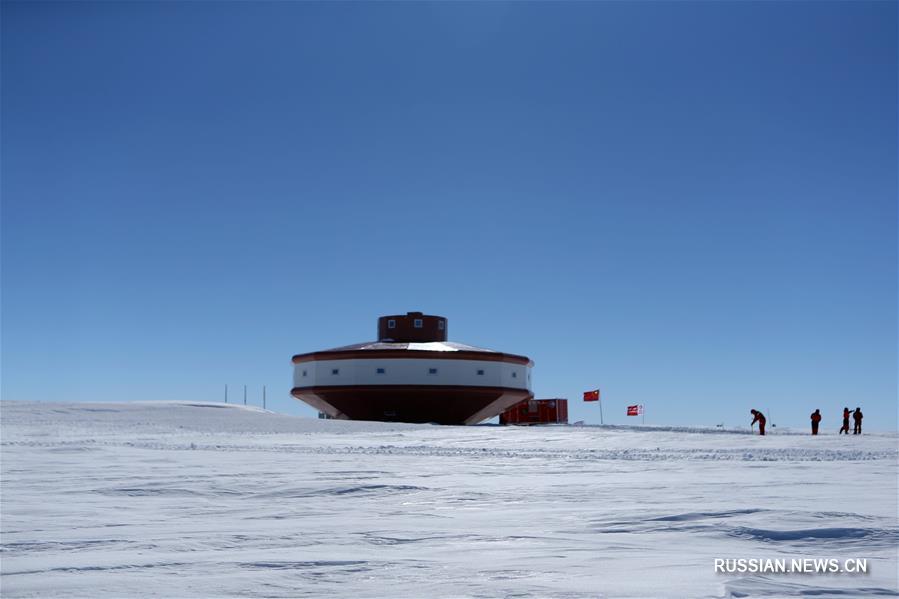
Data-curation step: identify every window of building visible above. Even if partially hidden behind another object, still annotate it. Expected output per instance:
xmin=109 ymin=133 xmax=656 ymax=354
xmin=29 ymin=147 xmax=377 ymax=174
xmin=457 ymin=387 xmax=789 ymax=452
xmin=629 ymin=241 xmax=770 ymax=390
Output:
xmin=376 ymin=368 xmax=385 ymax=374
xmin=331 ymin=368 xmax=339 ymax=375
xmin=387 ymin=319 xmax=396 ymax=329
xmin=512 ymin=372 xmax=518 ymax=378
xmin=428 ymin=367 xmax=438 ymax=374
xmin=414 ymin=319 xmax=423 ymax=328
xmin=438 ymin=320 xmax=445 ymax=330
xmin=477 ymin=369 xmax=485 ymax=375
xmin=302 ymin=370 xmax=307 ymax=377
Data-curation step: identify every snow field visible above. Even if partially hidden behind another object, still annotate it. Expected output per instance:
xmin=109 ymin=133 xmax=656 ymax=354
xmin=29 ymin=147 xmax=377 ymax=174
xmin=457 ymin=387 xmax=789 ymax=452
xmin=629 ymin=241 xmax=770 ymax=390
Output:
xmin=1 ymin=402 xmax=896 ymax=598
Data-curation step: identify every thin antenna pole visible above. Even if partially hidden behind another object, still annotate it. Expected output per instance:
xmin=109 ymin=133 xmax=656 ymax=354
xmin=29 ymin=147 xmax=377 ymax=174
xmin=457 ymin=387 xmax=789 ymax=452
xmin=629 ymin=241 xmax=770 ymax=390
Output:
xmin=225 ymin=384 xmax=228 ymax=403
xmin=244 ymin=385 xmax=247 ymax=405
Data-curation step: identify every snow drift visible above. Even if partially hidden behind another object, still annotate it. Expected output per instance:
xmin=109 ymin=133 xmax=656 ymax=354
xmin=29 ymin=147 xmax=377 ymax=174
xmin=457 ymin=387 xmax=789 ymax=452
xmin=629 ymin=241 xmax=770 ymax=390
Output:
xmin=1 ymin=401 xmax=896 ymax=598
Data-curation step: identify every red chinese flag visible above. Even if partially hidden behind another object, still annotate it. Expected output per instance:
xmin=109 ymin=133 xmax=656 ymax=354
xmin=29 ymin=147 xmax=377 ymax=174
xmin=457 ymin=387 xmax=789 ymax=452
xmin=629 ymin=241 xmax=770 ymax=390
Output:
xmin=627 ymin=405 xmax=640 ymax=416
xmin=583 ymin=389 xmax=600 ymax=402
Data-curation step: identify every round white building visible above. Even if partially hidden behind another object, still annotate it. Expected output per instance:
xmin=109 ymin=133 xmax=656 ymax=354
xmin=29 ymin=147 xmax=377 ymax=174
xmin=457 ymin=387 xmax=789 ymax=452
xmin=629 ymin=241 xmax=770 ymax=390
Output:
xmin=291 ymin=312 xmax=534 ymax=424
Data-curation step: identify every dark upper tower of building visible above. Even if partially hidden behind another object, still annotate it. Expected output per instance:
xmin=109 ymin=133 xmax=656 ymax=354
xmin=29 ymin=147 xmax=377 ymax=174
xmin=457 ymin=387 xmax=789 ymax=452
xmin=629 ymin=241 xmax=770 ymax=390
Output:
xmin=377 ymin=312 xmax=447 ymax=343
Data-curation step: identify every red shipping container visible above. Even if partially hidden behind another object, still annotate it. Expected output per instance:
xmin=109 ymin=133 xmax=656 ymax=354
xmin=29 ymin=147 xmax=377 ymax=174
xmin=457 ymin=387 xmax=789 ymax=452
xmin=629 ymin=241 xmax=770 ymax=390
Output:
xmin=500 ymin=398 xmax=568 ymax=425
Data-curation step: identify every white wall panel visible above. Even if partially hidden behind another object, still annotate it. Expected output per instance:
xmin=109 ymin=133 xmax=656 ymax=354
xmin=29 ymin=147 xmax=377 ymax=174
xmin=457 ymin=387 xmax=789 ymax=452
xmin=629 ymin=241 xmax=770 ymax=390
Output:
xmin=294 ymin=358 xmax=531 ymax=391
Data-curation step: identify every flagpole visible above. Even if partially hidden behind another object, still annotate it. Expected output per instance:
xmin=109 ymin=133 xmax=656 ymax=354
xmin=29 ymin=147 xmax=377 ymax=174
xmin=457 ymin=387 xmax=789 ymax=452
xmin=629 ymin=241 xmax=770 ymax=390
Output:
xmin=642 ymin=404 xmax=645 ymax=425
xmin=599 ymin=390 xmax=604 ymax=425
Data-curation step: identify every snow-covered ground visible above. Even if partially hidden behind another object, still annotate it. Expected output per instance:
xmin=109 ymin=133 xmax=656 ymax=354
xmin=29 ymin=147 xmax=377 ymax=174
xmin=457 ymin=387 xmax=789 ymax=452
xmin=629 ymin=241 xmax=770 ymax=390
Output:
xmin=1 ymin=401 xmax=896 ymax=598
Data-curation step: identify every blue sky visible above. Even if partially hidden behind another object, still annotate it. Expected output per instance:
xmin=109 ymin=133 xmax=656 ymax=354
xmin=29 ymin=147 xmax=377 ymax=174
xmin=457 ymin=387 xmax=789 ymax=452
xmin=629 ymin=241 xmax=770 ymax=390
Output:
xmin=2 ymin=1 xmax=896 ymax=430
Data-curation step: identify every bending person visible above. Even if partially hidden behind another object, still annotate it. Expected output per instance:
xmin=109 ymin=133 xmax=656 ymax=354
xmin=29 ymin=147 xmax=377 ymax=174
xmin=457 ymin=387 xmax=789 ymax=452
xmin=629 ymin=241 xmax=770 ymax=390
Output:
xmin=750 ymin=409 xmax=766 ymax=436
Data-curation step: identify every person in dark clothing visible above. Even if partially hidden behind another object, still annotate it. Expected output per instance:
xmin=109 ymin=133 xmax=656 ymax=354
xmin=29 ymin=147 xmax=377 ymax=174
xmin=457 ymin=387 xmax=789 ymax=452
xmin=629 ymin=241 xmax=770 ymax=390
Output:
xmin=810 ymin=409 xmax=821 ymax=435
xmin=839 ymin=407 xmax=850 ymax=434
xmin=750 ymin=409 xmax=766 ymax=436
xmin=853 ymin=408 xmax=863 ymax=435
